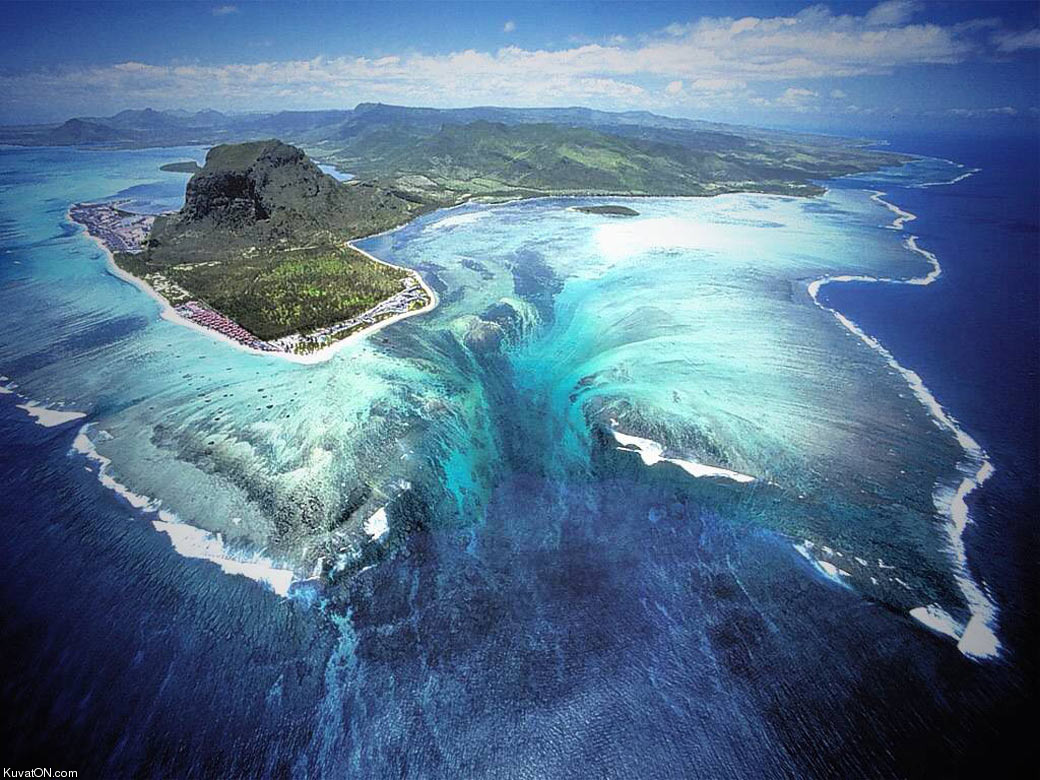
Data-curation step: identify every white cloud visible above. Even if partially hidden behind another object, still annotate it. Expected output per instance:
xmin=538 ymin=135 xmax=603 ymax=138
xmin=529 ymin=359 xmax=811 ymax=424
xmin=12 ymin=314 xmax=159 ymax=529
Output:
xmin=783 ymin=87 xmax=817 ymax=99
xmin=0 ymin=54 xmax=649 ymax=115
xmin=777 ymin=87 xmax=819 ymax=108
xmin=730 ymin=17 xmax=761 ymax=35
xmin=211 ymin=5 xmax=238 ymax=16
xmin=846 ymin=104 xmax=902 ymax=116
xmin=690 ymin=78 xmax=746 ymax=92
xmin=747 ymin=86 xmax=821 ymax=112
xmin=944 ymin=106 xmax=1019 ymax=118
xmin=992 ymin=28 xmax=1040 ymax=52
xmin=0 ymin=2 xmax=1032 ymax=121
xmin=865 ymin=1 xmax=920 ymax=28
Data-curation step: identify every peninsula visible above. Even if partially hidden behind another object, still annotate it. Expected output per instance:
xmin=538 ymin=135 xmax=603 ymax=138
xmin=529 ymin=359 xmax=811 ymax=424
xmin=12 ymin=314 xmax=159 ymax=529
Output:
xmin=159 ymin=160 xmax=201 ymax=173
xmin=73 ymin=139 xmax=434 ymax=357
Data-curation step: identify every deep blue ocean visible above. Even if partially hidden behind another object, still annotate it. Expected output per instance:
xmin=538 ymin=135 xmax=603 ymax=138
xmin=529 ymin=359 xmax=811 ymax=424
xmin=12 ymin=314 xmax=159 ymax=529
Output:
xmin=0 ymin=132 xmax=1035 ymax=778
xmin=825 ymin=133 xmax=1039 ymax=672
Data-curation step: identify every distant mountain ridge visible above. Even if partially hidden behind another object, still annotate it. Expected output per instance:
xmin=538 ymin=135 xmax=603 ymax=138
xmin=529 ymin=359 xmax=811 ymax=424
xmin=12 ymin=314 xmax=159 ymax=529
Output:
xmin=1 ymin=102 xmax=869 ymax=150
xmin=4 ymin=102 xmax=907 ymax=202
xmin=41 ymin=118 xmax=130 ymax=145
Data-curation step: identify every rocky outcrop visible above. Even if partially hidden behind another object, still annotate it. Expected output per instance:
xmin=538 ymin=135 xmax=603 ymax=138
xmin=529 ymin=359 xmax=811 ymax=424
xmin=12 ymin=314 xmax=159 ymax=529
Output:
xmin=159 ymin=140 xmax=336 ymax=237
xmin=147 ymin=139 xmax=426 ymax=262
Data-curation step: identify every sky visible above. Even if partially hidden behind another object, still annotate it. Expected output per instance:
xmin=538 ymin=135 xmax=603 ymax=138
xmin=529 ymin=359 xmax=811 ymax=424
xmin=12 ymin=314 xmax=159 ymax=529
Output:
xmin=1 ymin=0 xmax=1038 ymax=134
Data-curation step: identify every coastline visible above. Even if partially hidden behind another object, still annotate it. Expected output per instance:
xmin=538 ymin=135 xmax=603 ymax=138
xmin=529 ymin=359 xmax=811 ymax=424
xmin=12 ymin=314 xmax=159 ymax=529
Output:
xmin=68 ymin=180 xmax=825 ymax=367
xmin=806 ymin=176 xmax=1001 ymax=660
xmin=68 ymin=206 xmax=439 ymax=366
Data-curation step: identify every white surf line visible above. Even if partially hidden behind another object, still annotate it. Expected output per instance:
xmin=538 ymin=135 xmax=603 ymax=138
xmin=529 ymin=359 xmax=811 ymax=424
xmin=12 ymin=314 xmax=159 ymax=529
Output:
xmin=609 ymin=419 xmax=756 ymax=484
xmin=870 ymin=190 xmax=916 ymax=231
xmin=363 ymin=506 xmax=390 ymax=541
xmin=70 ymin=423 xmax=296 ymax=597
xmin=0 ymin=376 xmax=88 ymax=427
xmin=794 ymin=541 xmax=850 ymax=586
xmin=917 ymin=166 xmax=980 ymax=188
xmin=15 ymin=402 xmax=87 ymax=427
xmin=807 ymin=180 xmax=1001 ymax=660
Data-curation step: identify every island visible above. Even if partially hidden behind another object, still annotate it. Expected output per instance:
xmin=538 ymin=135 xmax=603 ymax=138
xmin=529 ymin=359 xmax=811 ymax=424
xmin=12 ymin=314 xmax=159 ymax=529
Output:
xmin=159 ymin=160 xmax=201 ymax=173
xmin=573 ymin=205 xmax=640 ymax=216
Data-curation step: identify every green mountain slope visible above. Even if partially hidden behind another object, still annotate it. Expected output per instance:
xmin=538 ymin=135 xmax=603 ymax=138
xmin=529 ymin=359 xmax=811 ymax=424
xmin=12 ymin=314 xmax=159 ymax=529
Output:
xmin=148 ymin=139 xmax=426 ymax=260
xmin=1 ymin=103 xmax=908 ymax=202
xmin=323 ymin=118 xmax=905 ymax=200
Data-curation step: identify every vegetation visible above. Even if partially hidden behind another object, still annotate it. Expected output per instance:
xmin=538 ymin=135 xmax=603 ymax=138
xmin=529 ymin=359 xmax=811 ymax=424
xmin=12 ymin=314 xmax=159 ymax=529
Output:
xmin=166 ymin=248 xmax=406 ymax=341
xmin=575 ymin=205 xmax=640 ymax=216
xmin=147 ymin=139 xmax=426 ymax=258
xmin=2 ymin=103 xmax=910 ymax=202
xmin=326 ymin=119 xmax=905 ymax=200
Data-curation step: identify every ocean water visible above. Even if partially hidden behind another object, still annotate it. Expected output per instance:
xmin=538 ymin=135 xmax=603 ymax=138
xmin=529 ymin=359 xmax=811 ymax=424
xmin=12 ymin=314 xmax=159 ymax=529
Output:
xmin=0 ymin=137 xmax=1034 ymax=776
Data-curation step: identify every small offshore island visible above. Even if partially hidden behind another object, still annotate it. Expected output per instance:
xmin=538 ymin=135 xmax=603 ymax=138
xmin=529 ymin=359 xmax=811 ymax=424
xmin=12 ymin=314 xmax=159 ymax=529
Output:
xmin=573 ymin=204 xmax=640 ymax=216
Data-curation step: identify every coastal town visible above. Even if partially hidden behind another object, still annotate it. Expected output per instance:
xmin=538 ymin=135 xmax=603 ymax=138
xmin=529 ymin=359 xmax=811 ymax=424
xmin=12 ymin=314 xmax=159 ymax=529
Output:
xmin=69 ymin=200 xmax=432 ymax=356
xmin=173 ymin=300 xmax=280 ymax=352
xmin=69 ymin=200 xmax=155 ymax=254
